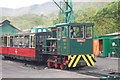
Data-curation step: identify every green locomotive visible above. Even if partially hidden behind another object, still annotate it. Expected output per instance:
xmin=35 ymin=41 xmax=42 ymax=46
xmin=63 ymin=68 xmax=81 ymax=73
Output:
xmin=45 ymin=0 xmax=95 ymax=69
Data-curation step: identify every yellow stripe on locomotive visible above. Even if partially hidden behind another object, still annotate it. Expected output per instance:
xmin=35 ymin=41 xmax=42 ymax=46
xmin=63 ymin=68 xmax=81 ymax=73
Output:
xmin=68 ymin=54 xmax=95 ymax=68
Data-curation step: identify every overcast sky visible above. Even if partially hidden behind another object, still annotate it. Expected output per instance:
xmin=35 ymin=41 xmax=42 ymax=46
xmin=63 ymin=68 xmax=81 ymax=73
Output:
xmin=0 ymin=0 xmax=118 ymax=9
xmin=0 ymin=0 xmax=51 ymax=8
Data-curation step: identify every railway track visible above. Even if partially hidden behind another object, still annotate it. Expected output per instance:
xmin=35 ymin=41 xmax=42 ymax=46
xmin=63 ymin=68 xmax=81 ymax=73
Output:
xmin=77 ymin=70 xmax=120 ymax=79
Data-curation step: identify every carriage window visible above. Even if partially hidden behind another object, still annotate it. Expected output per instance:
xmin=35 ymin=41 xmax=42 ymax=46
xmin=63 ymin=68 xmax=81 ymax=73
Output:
xmin=18 ymin=36 xmax=24 ymax=48
xmin=13 ymin=36 xmax=19 ymax=47
xmin=38 ymin=29 xmax=41 ymax=32
xmin=70 ymin=26 xmax=83 ymax=38
xmin=29 ymin=35 xmax=35 ymax=48
xmin=10 ymin=36 xmax=13 ymax=47
xmin=62 ymin=26 xmax=67 ymax=38
xmin=57 ymin=28 xmax=61 ymax=39
xmin=23 ymin=36 xmax=29 ymax=48
xmin=7 ymin=36 xmax=10 ymax=47
xmin=32 ymin=35 xmax=36 ymax=48
xmin=43 ymin=29 xmax=46 ymax=32
xmin=0 ymin=37 xmax=4 ymax=47
xmin=4 ymin=37 xmax=7 ymax=47
xmin=86 ymin=26 xmax=92 ymax=38
xmin=29 ymin=36 xmax=32 ymax=48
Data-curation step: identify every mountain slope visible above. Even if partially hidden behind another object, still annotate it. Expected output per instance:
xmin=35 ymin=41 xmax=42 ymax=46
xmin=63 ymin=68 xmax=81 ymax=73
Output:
xmin=0 ymin=2 xmax=108 ymax=16
xmin=0 ymin=2 xmax=110 ymax=31
xmin=0 ymin=2 xmax=58 ymax=16
xmin=91 ymin=2 xmax=120 ymax=36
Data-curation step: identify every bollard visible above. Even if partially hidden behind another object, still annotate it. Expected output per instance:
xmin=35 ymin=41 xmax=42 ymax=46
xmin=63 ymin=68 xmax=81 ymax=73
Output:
xmin=114 ymin=76 xmax=116 ymax=80
xmin=107 ymin=76 xmax=110 ymax=80
xmin=100 ymin=77 xmax=106 ymax=80
xmin=100 ymin=76 xmax=117 ymax=80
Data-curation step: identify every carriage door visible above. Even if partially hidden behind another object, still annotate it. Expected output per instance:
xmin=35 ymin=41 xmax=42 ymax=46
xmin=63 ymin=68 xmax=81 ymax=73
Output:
xmin=36 ymin=34 xmax=43 ymax=61
xmin=57 ymin=26 xmax=68 ymax=54
xmin=61 ymin=26 xmax=68 ymax=54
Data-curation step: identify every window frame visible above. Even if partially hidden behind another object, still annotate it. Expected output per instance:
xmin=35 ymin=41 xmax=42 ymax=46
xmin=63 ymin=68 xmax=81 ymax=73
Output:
xmin=62 ymin=26 xmax=67 ymax=38
xmin=69 ymin=26 xmax=84 ymax=39
xmin=57 ymin=27 xmax=61 ymax=40
xmin=85 ymin=26 xmax=93 ymax=39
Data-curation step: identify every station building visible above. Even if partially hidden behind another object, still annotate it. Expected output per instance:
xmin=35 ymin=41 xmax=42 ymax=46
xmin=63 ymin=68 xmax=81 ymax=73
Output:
xmin=93 ymin=32 xmax=120 ymax=58
xmin=0 ymin=20 xmax=21 ymax=36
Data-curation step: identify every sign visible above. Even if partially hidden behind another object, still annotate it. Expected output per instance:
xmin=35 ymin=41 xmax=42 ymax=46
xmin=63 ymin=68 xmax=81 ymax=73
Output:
xmin=77 ymin=39 xmax=86 ymax=42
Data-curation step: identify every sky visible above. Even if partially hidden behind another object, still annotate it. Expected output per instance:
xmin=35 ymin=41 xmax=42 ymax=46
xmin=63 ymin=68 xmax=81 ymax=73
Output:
xmin=0 ymin=0 xmax=117 ymax=9
xmin=0 ymin=0 xmax=51 ymax=8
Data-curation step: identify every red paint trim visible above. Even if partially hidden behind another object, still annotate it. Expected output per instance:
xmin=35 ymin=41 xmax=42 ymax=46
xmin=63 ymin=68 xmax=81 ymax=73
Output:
xmin=62 ymin=57 xmax=65 ymax=63
xmin=63 ymin=39 xmax=66 ymax=42
xmin=60 ymin=64 xmax=64 ymax=69
xmin=54 ymin=56 xmax=57 ymax=58
xmin=0 ymin=47 xmax=35 ymax=58
xmin=54 ymin=60 xmax=57 ymax=63
xmin=80 ymin=43 xmax=83 ymax=45
xmin=47 ymin=62 xmax=51 ymax=67
xmin=64 ymin=47 xmax=66 ymax=49
xmin=58 ymin=46 xmax=60 ymax=48
xmin=55 ymin=63 xmax=58 ymax=68
xmin=66 ymin=60 xmax=68 ymax=64
xmin=0 ymin=47 xmax=8 ymax=54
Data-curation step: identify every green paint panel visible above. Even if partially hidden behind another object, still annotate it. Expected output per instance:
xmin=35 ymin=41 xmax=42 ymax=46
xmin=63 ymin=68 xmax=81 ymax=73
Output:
xmin=52 ymin=31 xmax=56 ymax=38
xmin=57 ymin=40 xmax=61 ymax=53
xmin=103 ymin=39 xmax=111 ymax=57
xmin=94 ymin=35 xmax=118 ymax=39
xmin=0 ymin=24 xmax=20 ymax=35
xmin=61 ymin=38 xmax=68 ymax=54
xmin=70 ymin=39 xmax=93 ymax=54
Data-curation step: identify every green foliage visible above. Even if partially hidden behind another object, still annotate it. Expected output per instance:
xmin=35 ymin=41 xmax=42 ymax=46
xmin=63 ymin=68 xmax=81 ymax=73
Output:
xmin=91 ymin=2 xmax=120 ymax=36
xmin=1 ymin=14 xmax=52 ymax=30
xmin=55 ymin=2 xmax=119 ymax=36
xmin=0 ymin=2 xmax=119 ymax=37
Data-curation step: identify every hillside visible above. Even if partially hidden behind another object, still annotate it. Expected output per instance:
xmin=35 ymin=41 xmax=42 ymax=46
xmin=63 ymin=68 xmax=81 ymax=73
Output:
xmin=0 ymin=2 xmax=107 ymax=16
xmin=53 ymin=2 xmax=119 ymax=36
xmin=91 ymin=2 xmax=120 ymax=36
xmin=0 ymin=2 xmax=58 ymax=16
xmin=0 ymin=2 xmax=109 ymax=31
xmin=1 ymin=14 xmax=51 ymax=30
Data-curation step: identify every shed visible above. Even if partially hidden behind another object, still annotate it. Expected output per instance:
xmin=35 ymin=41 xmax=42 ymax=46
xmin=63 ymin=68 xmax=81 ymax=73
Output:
xmin=0 ymin=20 xmax=21 ymax=36
xmin=93 ymin=32 xmax=120 ymax=57
xmin=110 ymin=36 xmax=120 ymax=57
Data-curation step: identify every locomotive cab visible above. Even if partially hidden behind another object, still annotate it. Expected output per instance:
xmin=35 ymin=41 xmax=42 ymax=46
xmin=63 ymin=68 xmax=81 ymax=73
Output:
xmin=56 ymin=23 xmax=94 ymax=55
xmin=47 ymin=23 xmax=95 ymax=69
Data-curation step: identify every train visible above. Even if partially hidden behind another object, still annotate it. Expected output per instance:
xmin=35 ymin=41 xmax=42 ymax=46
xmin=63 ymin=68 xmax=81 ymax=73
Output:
xmin=0 ymin=23 xmax=95 ymax=69
xmin=0 ymin=0 xmax=96 ymax=69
